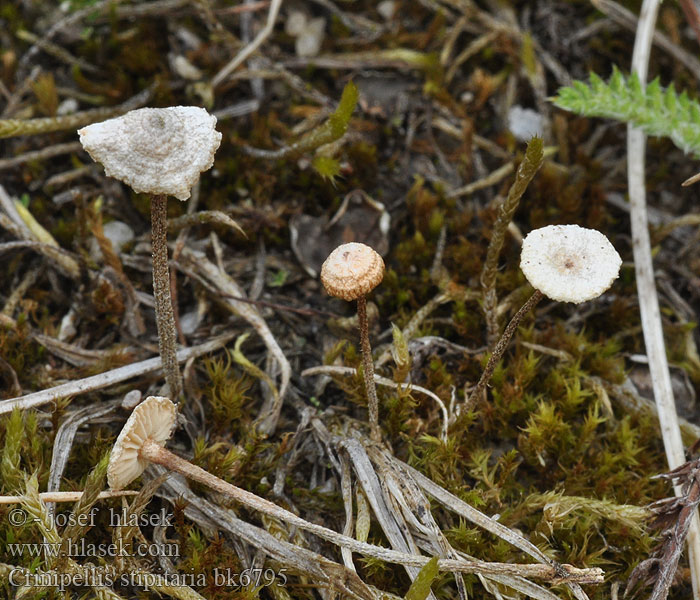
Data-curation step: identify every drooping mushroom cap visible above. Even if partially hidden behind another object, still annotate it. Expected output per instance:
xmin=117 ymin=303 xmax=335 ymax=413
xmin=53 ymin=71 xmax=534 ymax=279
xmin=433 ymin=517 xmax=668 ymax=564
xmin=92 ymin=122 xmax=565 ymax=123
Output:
xmin=520 ymin=224 xmax=622 ymax=303
xmin=108 ymin=395 xmax=177 ymax=490
xmin=320 ymin=242 xmax=385 ymax=301
xmin=78 ymin=106 xmax=222 ymax=201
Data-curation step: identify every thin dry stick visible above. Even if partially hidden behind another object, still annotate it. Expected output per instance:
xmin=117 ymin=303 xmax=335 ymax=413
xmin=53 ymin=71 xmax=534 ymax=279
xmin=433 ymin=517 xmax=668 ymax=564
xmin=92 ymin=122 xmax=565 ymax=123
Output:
xmin=466 ymin=290 xmax=543 ymax=409
xmin=139 ymin=439 xmax=601 ymax=583
xmin=627 ymin=0 xmax=700 ymax=594
xmin=211 ymin=0 xmax=283 ymax=87
xmin=0 ymin=491 xmax=137 ymax=504
xmin=301 ymin=365 xmax=449 ymax=441
xmin=0 ymin=141 xmax=82 ymax=171
xmin=0 ymin=333 xmax=235 ymax=414
xmin=151 ymin=195 xmax=182 ymax=401
xmin=0 ymin=86 xmax=152 ymax=139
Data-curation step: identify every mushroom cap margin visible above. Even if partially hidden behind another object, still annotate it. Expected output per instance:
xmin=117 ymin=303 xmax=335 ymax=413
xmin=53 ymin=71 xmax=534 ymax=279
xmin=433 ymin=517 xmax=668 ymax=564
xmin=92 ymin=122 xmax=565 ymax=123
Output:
xmin=520 ymin=224 xmax=622 ymax=303
xmin=107 ymin=395 xmax=177 ymax=490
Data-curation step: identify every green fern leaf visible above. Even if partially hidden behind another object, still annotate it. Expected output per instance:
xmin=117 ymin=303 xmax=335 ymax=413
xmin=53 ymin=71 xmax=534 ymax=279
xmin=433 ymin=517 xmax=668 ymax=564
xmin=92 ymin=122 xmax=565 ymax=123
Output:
xmin=552 ymin=69 xmax=700 ymax=157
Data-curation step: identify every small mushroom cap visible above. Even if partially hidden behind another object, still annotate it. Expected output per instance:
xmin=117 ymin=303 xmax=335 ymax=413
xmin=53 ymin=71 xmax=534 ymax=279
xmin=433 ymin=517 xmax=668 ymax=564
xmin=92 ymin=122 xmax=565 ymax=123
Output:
xmin=78 ymin=106 xmax=222 ymax=201
xmin=520 ymin=224 xmax=622 ymax=303
xmin=321 ymin=242 xmax=385 ymax=301
xmin=108 ymin=395 xmax=177 ymax=490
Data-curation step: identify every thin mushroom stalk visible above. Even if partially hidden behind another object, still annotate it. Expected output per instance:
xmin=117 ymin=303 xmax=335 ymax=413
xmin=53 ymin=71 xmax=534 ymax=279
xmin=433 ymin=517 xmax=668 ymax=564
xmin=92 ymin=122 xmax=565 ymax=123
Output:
xmin=150 ymin=194 xmax=181 ymax=400
xmin=467 ymin=290 xmax=543 ymax=406
xmin=320 ymin=243 xmax=385 ymax=443
xmin=356 ymin=294 xmax=381 ymax=442
xmin=108 ymin=397 xmax=603 ymax=584
xmin=466 ymin=225 xmax=621 ymax=408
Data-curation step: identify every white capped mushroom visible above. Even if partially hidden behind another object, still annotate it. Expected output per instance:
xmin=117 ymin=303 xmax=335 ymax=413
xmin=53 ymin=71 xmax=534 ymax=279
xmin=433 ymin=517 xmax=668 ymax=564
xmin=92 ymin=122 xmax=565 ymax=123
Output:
xmin=78 ymin=106 xmax=222 ymax=402
xmin=78 ymin=106 xmax=222 ymax=201
xmin=520 ymin=224 xmax=622 ymax=303
xmin=466 ymin=224 xmax=622 ymax=407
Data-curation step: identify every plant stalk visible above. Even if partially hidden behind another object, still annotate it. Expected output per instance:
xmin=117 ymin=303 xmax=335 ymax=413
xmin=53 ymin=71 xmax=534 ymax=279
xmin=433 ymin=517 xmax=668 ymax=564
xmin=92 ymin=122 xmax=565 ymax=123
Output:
xmin=0 ymin=490 xmax=137 ymax=504
xmin=138 ymin=439 xmax=602 ymax=583
xmin=627 ymin=0 xmax=700 ymax=594
xmin=151 ymin=194 xmax=182 ymax=401
xmin=467 ymin=290 xmax=543 ymax=406
xmin=357 ymin=295 xmax=381 ymax=442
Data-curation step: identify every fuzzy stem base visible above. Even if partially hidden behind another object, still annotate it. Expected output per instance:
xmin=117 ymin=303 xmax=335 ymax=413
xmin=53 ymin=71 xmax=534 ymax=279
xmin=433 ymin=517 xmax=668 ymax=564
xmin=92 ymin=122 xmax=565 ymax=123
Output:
xmin=467 ymin=290 xmax=543 ymax=406
xmin=357 ymin=296 xmax=381 ymax=443
xmin=151 ymin=195 xmax=182 ymax=401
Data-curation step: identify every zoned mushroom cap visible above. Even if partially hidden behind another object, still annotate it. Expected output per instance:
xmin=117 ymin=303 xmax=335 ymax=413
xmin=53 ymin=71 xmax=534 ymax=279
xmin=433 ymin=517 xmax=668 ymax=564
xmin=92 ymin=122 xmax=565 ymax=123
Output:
xmin=520 ymin=224 xmax=622 ymax=303
xmin=78 ymin=106 xmax=222 ymax=201
xmin=321 ymin=242 xmax=385 ymax=301
xmin=108 ymin=395 xmax=177 ymax=490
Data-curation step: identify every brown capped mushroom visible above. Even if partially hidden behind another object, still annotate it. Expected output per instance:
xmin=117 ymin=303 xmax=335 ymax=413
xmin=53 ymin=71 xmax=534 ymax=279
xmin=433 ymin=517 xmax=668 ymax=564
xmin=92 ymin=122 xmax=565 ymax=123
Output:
xmin=321 ymin=243 xmax=385 ymax=442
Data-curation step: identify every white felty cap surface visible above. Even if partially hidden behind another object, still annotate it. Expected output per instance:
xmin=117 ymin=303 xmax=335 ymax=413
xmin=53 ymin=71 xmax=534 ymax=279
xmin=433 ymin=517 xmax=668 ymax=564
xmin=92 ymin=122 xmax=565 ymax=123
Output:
xmin=78 ymin=106 xmax=222 ymax=200
xmin=520 ymin=224 xmax=622 ymax=303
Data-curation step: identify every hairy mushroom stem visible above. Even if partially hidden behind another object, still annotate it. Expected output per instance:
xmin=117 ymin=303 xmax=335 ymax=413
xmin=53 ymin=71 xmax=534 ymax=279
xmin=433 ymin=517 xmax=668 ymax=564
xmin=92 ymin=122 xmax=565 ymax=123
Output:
xmin=467 ymin=290 xmax=543 ymax=407
xmin=151 ymin=194 xmax=182 ymax=401
xmin=320 ymin=242 xmax=385 ymax=443
xmin=464 ymin=225 xmax=621 ymax=412
xmin=357 ymin=295 xmax=380 ymax=442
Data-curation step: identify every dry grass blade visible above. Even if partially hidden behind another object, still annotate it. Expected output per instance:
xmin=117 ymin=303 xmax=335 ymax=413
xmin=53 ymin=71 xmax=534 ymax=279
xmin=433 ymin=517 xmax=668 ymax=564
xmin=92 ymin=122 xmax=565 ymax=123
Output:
xmin=150 ymin=466 xmax=378 ymax=600
xmin=626 ymin=0 xmax=700 ymax=592
xmin=340 ymin=437 xmax=440 ymax=600
xmin=400 ymin=459 xmax=593 ymax=600
xmin=167 ymin=210 xmax=246 ymax=237
xmin=0 ymin=332 xmax=236 ymax=414
xmin=176 ymin=247 xmax=290 ymax=434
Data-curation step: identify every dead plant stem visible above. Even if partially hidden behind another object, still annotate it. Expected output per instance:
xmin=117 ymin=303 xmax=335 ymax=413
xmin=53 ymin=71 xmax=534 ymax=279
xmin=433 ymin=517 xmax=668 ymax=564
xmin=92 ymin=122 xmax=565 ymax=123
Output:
xmin=138 ymin=439 xmax=601 ymax=583
xmin=627 ymin=0 xmax=700 ymax=593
